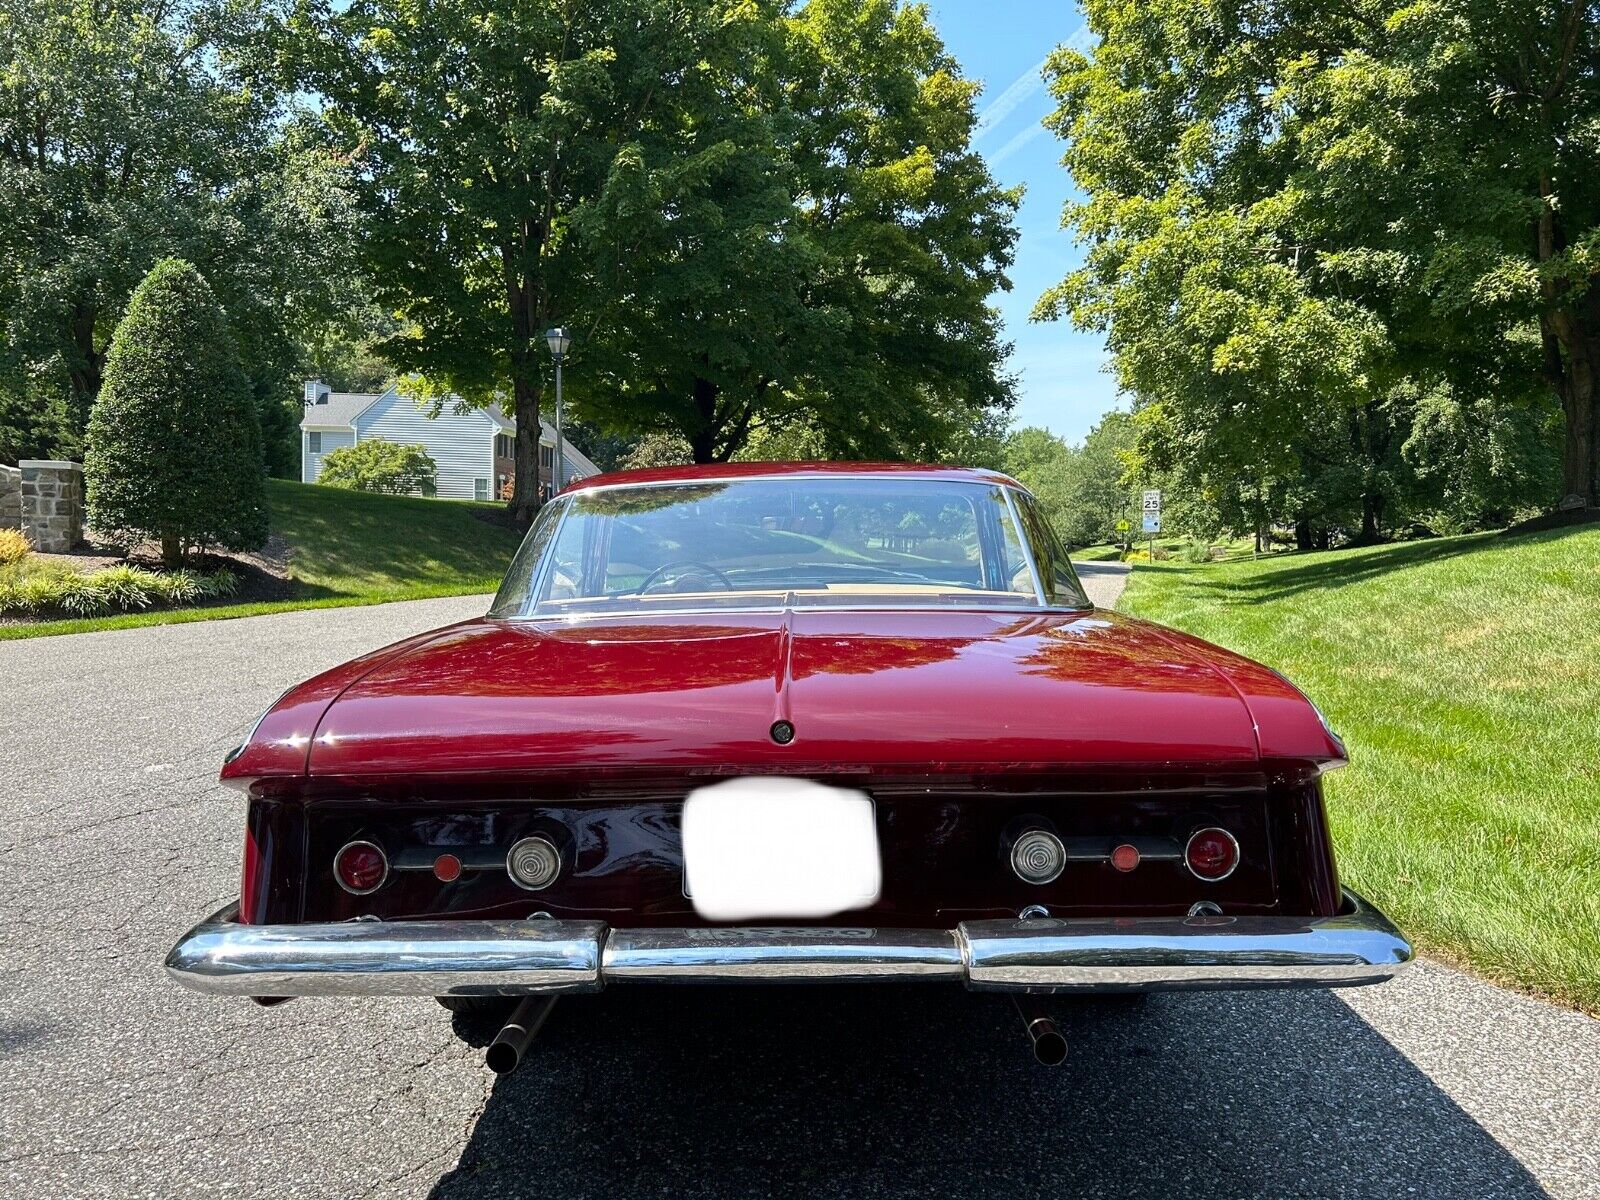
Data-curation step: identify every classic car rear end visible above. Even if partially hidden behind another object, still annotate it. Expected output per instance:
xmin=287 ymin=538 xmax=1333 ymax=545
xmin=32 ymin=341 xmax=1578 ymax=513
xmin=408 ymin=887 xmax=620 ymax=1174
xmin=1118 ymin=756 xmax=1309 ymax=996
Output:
xmin=168 ymin=464 xmax=1411 ymax=1068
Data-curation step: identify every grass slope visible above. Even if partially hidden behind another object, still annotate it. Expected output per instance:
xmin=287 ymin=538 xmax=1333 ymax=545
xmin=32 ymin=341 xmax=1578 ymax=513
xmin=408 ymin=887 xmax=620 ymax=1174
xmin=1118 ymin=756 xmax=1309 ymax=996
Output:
xmin=1 ymin=480 xmax=522 ymax=640
xmin=1120 ymin=527 xmax=1600 ymax=1011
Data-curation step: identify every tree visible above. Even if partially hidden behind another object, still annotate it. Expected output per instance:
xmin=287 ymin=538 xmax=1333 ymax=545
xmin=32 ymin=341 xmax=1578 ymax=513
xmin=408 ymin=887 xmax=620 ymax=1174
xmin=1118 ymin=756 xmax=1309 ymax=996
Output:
xmin=0 ymin=1 xmax=361 ymax=471
xmin=578 ymin=0 xmax=1020 ymax=464
xmin=318 ymin=440 xmax=437 ymax=496
xmin=1035 ymin=0 xmax=1591 ymax=535
xmin=85 ymin=260 xmax=267 ymax=567
xmin=1003 ymin=413 xmax=1138 ymax=547
xmin=285 ymin=0 xmax=715 ymax=524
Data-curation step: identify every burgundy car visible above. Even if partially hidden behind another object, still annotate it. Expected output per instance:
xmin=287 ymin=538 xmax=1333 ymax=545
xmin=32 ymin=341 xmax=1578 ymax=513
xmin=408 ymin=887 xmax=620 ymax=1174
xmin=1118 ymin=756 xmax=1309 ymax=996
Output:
xmin=168 ymin=463 xmax=1411 ymax=1069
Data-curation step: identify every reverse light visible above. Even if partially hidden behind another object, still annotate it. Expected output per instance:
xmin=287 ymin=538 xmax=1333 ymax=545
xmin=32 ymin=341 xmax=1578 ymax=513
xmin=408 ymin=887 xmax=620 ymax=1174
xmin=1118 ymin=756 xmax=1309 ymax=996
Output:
xmin=1010 ymin=829 xmax=1066 ymax=886
xmin=507 ymin=836 xmax=562 ymax=891
xmin=334 ymin=840 xmax=389 ymax=895
xmin=1184 ymin=827 xmax=1240 ymax=882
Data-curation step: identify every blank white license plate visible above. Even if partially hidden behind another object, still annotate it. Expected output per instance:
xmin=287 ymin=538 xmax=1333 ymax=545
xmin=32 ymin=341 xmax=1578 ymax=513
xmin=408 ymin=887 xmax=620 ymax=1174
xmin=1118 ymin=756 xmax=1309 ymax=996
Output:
xmin=681 ymin=777 xmax=882 ymax=921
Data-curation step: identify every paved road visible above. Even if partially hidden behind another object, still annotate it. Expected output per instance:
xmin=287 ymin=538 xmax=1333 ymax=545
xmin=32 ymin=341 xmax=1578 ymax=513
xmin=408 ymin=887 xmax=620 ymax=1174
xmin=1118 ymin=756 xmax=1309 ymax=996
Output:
xmin=2 ymin=582 xmax=1596 ymax=1199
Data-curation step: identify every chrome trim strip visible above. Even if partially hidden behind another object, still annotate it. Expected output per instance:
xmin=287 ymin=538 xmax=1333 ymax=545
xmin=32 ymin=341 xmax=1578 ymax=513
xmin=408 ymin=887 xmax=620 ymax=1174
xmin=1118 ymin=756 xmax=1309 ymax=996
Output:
xmin=1001 ymin=485 xmax=1049 ymax=605
xmin=166 ymin=890 xmax=1411 ymax=997
xmin=603 ymin=927 xmax=965 ymax=984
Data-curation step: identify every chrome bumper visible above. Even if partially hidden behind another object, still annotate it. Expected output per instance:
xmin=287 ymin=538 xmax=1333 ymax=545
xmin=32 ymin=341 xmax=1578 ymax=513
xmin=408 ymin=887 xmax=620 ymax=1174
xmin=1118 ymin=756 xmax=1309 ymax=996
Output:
xmin=167 ymin=888 xmax=1411 ymax=998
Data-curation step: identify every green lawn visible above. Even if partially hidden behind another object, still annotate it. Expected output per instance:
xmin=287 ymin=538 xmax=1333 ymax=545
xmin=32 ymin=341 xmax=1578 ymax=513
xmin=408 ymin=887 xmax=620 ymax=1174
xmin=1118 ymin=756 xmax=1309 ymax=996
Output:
xmin=1119 ymin=527 xmax=1600 ymax=1011
xmin=1 ymin=480 xmax=523 ymax=640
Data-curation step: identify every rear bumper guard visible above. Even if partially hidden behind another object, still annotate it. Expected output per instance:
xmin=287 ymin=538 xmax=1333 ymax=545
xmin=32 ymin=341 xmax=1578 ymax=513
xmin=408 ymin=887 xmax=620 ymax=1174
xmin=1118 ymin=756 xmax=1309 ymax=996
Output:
xmin=166 ymin=888 xmax=1412 ymax=997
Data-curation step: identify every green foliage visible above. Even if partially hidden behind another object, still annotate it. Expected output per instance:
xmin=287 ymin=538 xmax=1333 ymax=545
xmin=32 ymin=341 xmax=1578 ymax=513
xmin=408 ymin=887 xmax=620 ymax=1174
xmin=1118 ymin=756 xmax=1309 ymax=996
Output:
xmin=1037 ymin=0 xmax=1596 ymax=537
xmin=0 ymin=1 xmax=364 ymax=475
xmin=1002 ymin=412 xmax=1138 ymax=546
xmin=0 ymin=558 xmax=238 ymax=618
xmin=0 ymin=528 xmax=29 ymax=565
xmin=287 ymin=0 xmax=1018 ymax=516
xmin=318 ymin=439 xmax=437 ymax=496
xmin=620 ymin=432 xmax=695 ymax=471
xmin=84 ymin=259 xmax=268 ymax=567
xmin=1121 ymin=526 xmax=1600 ymax=1011
xmin=580 ymin=0 xmax=1020 ymax=465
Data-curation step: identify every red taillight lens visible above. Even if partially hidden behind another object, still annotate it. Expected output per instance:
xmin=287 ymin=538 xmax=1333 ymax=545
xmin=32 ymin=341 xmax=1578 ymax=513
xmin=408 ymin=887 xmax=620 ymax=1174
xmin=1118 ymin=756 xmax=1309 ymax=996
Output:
xmin=1185 ymin=828 xmax=1239 ymax=882
xmin=1110 ymin=843 xmax=1141 ymax=873
xmin=334 ymin=840 xmax=388 ymax=894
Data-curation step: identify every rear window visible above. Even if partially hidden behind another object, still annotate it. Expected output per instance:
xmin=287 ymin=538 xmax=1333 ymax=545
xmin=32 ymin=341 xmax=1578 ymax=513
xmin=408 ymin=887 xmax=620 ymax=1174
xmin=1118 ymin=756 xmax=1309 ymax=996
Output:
xmin=489 ymin=476 xmax=1084 ymax=617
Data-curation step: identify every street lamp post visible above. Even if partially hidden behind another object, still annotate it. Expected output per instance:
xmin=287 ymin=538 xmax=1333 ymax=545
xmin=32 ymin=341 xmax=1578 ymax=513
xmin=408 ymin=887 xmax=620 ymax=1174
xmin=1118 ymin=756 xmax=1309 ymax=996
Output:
xmin=544 ymin=326 xmax=572 ymax=494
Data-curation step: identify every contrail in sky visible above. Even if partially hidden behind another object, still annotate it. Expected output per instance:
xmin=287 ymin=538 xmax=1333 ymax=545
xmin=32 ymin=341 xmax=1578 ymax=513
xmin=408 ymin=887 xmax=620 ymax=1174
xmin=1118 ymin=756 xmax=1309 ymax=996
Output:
xmin=973 ymin=21 xmax=1096 ymax=144
xmin=989 ymin=122 xmax=1050 ymax=167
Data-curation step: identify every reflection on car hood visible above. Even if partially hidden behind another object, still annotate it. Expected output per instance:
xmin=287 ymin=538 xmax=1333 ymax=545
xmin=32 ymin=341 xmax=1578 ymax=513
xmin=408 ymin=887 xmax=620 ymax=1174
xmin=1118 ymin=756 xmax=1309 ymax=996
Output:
xmin=294 ymin=609 xmax=1342 ymax=778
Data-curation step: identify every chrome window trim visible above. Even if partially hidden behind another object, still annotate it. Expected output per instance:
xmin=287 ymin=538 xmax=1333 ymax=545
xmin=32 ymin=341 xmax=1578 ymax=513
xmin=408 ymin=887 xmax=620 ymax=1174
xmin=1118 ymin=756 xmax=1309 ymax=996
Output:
xmin=491 ymin=475 xmax=1093 ymax=622
xmin=1001 ymin=485 xmax=1048 ymax=606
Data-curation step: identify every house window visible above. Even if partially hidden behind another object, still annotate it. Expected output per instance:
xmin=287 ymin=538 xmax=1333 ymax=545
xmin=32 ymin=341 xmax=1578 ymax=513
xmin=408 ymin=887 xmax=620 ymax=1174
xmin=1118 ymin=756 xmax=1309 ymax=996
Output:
xmin=307 ymin=431 xmax=322 ymax=454
xmin=474 ymin=478 xmax=490 ymax=501
xmin=495 ymin=434 xmax=513 ymax=459
xmin=540 ymin=443 xmax=554 ymax=469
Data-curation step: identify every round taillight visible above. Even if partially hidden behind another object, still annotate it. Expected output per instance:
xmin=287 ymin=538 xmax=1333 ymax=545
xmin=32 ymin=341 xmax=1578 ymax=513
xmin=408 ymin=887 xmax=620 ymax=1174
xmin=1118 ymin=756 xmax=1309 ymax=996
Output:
xmin=334 ymin=840 xmax=388 ymax=894
xmin=1110 ymin=843 xmax=1141 ymax=873
xmin=1185 ymin=827 xmax=1240 ymax=882
xmin=507 ymin=836 xmax=561 ymax=891
xmin=433 ymin=853 xmax=462 ymax=883
xmin=1010 ymin=829 xmax=1066 ymax=885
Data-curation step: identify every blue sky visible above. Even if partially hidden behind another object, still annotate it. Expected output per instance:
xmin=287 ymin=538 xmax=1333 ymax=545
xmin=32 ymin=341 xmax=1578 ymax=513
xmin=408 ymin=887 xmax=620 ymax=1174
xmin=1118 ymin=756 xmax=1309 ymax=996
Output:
xmin=926 ymin=1 xmax=1120 ymax=443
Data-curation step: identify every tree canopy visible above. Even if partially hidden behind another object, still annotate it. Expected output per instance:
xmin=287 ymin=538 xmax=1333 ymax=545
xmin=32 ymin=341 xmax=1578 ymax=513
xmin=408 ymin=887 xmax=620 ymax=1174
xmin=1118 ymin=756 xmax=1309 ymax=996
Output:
xmin=1036 ymin=0 xmax=1591 ymax=542
xmin=287 ymin=0 xmax=1019 ymax=524
xmin=578 ymin=0 xmax=1020 ymax=465
xmin=0 ymin=0 xmax=360 ymax=474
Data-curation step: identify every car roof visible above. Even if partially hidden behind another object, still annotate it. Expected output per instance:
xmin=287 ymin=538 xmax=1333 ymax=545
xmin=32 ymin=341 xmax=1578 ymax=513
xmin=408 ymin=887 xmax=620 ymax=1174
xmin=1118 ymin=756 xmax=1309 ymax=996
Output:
xmin=561 ymin=460 xmax=1023 ymax=494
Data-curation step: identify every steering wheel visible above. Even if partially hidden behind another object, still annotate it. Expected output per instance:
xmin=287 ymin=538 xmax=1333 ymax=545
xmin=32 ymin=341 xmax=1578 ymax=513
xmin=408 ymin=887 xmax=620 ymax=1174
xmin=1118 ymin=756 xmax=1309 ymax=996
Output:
xmin=634 ymin=560 xmax=734 ymax=595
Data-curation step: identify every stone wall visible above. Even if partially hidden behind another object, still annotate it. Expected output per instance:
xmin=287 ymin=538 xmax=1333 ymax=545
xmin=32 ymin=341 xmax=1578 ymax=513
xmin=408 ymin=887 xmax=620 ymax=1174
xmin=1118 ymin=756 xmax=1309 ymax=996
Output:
xmin=0 ymin=464 xmax=18 ymax=530
xmin=20 ymin=460 xmax=84 ymax=552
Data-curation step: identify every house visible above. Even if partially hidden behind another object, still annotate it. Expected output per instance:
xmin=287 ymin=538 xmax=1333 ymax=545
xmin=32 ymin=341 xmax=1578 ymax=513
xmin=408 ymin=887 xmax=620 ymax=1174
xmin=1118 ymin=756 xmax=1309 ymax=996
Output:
xmin=299 ymin=381 xmax=599 ymax=501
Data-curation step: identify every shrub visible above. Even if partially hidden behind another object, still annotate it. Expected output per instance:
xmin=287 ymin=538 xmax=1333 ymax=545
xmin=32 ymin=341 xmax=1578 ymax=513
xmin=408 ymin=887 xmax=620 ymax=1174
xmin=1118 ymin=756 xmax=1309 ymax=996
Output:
xmin=0 ymin=528 xmax=30 ymax=565
xmin=0 ymin=560 xmax=240 ymax=619
xmin=318 ymin=440 xmax=438 ymax=496
xmin=85 ymin=258 xmax=268 ymax=569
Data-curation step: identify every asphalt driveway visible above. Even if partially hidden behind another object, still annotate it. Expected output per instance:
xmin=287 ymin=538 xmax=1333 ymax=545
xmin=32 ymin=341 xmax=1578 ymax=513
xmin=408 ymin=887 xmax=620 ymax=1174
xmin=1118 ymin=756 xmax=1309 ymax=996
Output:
xmin=1 ymin=582 xmax=1595 ymax=1198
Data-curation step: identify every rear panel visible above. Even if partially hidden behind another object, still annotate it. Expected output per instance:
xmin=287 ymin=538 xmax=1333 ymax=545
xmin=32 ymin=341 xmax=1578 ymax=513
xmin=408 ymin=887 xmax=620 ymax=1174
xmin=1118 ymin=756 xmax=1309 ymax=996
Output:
xmin=242 ymin=771 xmax=1341 ymax=926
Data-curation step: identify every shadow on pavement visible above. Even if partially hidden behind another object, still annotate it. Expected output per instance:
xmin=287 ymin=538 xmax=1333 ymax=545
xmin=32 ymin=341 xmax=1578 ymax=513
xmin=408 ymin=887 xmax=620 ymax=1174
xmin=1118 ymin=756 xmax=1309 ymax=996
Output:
xmin=428 ymin=986 xmax=1548 ymax=1199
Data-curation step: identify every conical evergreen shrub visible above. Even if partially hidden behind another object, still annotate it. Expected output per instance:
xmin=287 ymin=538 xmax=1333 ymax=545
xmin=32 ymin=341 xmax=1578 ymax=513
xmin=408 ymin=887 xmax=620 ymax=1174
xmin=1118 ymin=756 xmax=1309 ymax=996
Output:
xmin=85 ymin=259 xmax=268 ymax=567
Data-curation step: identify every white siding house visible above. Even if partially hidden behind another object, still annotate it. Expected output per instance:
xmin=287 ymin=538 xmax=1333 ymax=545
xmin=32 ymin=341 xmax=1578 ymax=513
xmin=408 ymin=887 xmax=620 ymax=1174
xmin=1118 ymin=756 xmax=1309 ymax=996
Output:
xmin=299 ymin=380 xmax=599 ymax=501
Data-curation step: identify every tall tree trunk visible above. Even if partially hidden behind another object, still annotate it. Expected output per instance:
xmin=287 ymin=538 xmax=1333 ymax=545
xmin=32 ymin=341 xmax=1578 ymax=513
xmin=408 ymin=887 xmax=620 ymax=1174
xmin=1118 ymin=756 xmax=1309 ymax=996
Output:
xmin=689 ymin=374 xmax=718 ymax=464
xmin=1549 ymin=312 xmax=1598 ymax=506
xmin=1359 ymin=492 xmax=1385 ymax=542
xmin=65 ymin=300 xmax=102 ymax=441
xmin=1537 ymin=175 xmax=1599 ymax=506
xmin=510 ymin=364 xmax=543 ymax=527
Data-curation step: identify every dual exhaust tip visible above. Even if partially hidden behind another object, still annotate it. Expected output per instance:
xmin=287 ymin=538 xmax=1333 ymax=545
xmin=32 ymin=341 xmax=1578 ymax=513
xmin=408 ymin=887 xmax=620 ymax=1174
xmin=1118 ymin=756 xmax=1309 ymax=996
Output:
xmin=481 ymin=995 xmax=1068 ymax=1076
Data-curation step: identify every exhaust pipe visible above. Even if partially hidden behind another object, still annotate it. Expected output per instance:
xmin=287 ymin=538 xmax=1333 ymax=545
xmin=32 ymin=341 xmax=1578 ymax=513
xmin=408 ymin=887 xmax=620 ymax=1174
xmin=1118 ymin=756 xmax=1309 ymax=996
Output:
xmin=1012 ymin=995 xmax=1067 ymax=1066
xmin=485 ymin=996 xmax=557 ymax=1075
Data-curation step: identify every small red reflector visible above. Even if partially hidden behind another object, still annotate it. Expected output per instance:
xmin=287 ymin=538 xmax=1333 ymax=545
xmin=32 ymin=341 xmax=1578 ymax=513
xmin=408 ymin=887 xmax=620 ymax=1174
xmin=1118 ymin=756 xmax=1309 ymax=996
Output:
xmin=1185 ymin=828 xmax=1240 ymax=882
xmin=334 ymin=841 xmax=388 ymax=894
xmin=1110 ymin=843 xmax=1140 ymax=873
xmin=433 ymin=853 xmax=462 ymax=883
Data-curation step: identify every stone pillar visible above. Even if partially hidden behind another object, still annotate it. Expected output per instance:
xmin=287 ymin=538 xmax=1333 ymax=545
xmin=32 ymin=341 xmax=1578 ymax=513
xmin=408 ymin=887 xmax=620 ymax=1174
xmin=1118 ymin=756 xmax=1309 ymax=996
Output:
xmin=0 ymin=464 xmax=19 ymax=530
xmin=20 ymin=460 xmax=84 ymax=552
